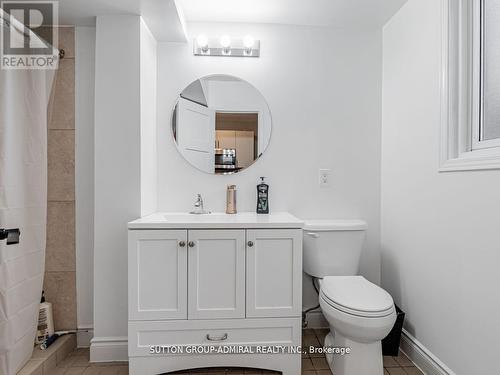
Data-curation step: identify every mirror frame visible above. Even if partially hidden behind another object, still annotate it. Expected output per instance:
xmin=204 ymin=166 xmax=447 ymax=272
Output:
xmin=170 ymin=74 xmax=273 ymax=175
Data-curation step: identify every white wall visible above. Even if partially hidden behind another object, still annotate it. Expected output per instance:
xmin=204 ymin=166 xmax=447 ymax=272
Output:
xmin=92 ymin=14 xmax=159 ymax=361
xmin=157 ymin=22 xmax=383 ymax=313
xmin=92 ymin=15 xmax=142 ymax=361
xmin=75 ymin=25 xmax=95 ymax=346
xmin=140 ymin=19 xmax=158 ymax=216
xmin=381 ymin=1 xmax=500 ymax=374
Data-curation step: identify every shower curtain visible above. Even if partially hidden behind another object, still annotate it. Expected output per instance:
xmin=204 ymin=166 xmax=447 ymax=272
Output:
xmin=0 ymin=10 xmax=57 ymax=375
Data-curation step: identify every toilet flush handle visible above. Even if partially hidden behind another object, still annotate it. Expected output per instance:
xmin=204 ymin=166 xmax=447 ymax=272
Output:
xmin=305 ymin=232 xmax=319 ymax=239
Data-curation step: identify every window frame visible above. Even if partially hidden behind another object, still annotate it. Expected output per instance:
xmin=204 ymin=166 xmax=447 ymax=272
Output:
xmin=440 ymin=0 xmax=500 ymax=171
xmin=472 ymin=0 xmax=500 ymax=150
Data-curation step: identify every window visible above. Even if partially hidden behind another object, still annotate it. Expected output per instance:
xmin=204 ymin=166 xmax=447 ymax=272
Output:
xmin=440 ymin=0 xmax=500 ymax=171
xmin=476 ymin=0 xmax=500 ymax=147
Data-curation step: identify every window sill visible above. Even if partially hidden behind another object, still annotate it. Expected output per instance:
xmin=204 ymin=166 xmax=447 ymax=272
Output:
xmin=439 ymin=148 xmax=500 ymax=172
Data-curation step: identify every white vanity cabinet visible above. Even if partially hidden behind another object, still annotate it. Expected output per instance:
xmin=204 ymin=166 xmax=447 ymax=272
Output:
xmin=127 ymin=212 xmax=303 ymax=375
xmin=128 ymin=230 xmax=188 ymax=320
xmin=187 ymin=229 xmax=246 ymax=319
xmin=246 ymin=229 xmax=302 ymax=318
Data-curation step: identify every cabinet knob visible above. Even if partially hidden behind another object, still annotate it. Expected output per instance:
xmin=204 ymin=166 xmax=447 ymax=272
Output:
xmin=179 ymin=241 xmax=186 ymax=247
xmin=188 ymin=241 xmax=195 ymax=248
xmin=247 ymin=241 xmax=254 ymax=247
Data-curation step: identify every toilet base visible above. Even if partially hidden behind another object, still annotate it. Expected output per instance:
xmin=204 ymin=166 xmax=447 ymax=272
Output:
xmin=324 ymin=331 xmax=384 ymax=375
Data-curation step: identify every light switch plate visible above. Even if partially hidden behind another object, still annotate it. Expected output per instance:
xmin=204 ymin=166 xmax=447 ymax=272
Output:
xmin=319 ymin=169 xmax=331 ymax=187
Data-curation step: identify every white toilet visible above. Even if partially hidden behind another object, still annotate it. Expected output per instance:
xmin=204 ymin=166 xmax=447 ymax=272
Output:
xmin=303 ymin=220 xmax=396 ymax=375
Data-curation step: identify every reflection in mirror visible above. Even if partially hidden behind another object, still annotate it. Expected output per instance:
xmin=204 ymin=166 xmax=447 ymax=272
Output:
xmin=172 ymin=75 xmax=272 ymax=175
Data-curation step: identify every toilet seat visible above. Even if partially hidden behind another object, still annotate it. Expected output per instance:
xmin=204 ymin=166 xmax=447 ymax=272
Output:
xmin=320 ymin=276 xmax=394 ymax=318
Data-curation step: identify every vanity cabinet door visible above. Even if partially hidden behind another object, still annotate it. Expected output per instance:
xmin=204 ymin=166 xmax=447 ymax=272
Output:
xmin=188 ymin=230 xmax=245 ymax=319
xmin=246 ymin=229 xmax=302 ymax=318
xmin=128 ymin=230 xmax=188 ymax=320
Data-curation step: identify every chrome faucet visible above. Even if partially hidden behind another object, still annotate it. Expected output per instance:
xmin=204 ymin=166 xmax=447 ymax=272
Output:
xmin=194 ymin=194 xmax=204 ymax=212
xmin=190 ymin=194 xmax=210 ymax=214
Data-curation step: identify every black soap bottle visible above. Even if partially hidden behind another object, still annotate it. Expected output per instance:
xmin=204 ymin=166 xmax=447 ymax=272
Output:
xmin=256 ymin=177 xmax=269 ymax=214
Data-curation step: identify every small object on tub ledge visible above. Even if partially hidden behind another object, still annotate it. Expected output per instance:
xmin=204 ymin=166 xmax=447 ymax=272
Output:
xmin=226 ymin=185 xmax=237 ymax=214
xmin=35 ymin=291 xmax=54 ymax=345
xmin=256 ymin=177 xmax=269 ymax=214
xmin=40 ymin=330 xmax=77 ymax=350
xmin=40 ymin=334 xmax=59 ymax=350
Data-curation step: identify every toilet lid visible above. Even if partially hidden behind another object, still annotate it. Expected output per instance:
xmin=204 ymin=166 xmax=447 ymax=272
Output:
xmin=321 ymin=276 xmax=394 ymax=317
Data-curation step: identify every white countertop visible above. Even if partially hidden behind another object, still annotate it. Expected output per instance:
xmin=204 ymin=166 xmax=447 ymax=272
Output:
xmin=128 ymin=212 xmax=304 ymax=229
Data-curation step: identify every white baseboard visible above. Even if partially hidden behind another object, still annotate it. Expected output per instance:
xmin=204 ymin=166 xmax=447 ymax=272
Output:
xmin=77 ymin=326 xmax=94 ymax=348
xmin=87 ymin=322 xmax=456 ymax=374
xmin=90 ymin=336 xmax=128 ymax=362
xmin=304 ymin=310 xmax=328 ymax=329
xmin=400 ymin=329 xmax=456 ymax=375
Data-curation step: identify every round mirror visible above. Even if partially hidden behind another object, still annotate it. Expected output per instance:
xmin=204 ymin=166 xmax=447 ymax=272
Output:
xmin=172 ymin=75 xmax=272 ymax=175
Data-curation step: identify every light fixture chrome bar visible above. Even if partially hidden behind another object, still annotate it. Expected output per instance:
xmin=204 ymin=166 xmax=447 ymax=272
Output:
xmin=193 ymin=38 xmax=260 ymax=58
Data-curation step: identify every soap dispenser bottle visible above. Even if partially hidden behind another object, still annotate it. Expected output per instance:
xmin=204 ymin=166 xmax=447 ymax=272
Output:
xmin=256 ymin=177 xmax=269 ymax=214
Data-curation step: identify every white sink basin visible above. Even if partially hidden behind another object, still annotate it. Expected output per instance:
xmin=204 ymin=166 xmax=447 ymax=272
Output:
xmin=164 ymin=213 xmax=227 ymax=222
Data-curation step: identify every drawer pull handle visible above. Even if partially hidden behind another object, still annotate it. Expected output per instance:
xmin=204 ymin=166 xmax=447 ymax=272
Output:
xmin=206 ymin=333 xmax=228 ymax=341
xmin=247 ymin=241 xmax=254 ymax=247
xmin=179 ymin=241 xmax=186 ymax=247
xmin=188 ymin=241 xmax=195 ymax=247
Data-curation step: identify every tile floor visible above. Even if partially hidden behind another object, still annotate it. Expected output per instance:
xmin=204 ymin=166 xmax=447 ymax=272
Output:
xmin=302 ymin=329 xmax=423 ymax=375
xmin=46 ymin=329 xmax=424 ymax=375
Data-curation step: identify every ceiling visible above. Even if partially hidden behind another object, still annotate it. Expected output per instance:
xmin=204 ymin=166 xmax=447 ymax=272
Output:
xmin=55 ymin=0 xmax=408 ymax=41
xmin=178 ymin=0 xmax=408 ymax=28
xmin=56 ymin=0 xmax=186 ymax=41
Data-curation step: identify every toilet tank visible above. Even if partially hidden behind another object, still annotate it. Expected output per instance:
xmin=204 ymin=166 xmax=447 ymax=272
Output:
xmin=303 ymin=220 xmax=367 ymax=278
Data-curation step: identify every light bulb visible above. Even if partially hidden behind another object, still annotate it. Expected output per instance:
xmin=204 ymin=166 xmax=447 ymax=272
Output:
xmin=196 ymin=34 xmax=209 ymax=52
xmin=243 ymin=35 xmax=255 ymax=49
xmin=220 ymin=35 xmax=231 ymax=48
xmin=197 ymin=34 xmax=208 ymax=47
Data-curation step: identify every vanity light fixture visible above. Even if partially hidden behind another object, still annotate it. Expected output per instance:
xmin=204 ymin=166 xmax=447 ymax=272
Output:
xmin=196 ymin=34 xmax=209 ymax=54
xmin=243 ymin=35 xmax=255 ymax=56
xmin=193 ymin=35 xmax=260 ymax=58
xmin=220 ymin=35 xmax=231 ymax=55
